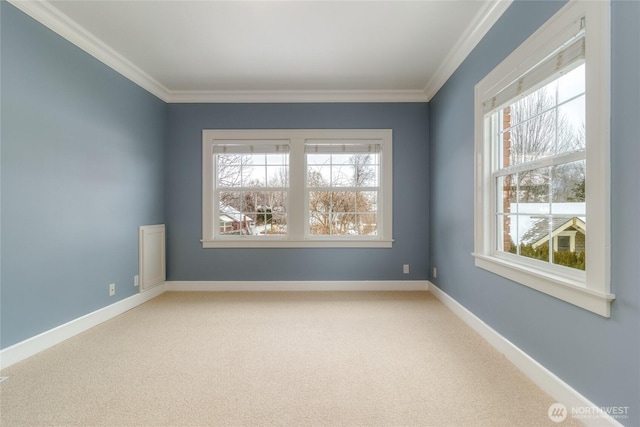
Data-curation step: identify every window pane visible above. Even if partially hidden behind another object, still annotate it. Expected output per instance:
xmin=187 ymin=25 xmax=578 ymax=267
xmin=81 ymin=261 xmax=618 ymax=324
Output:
xmin=497 ymin=214 xmax=518 ymax=253
xmin=219 ymin=191 xmax=288 ymax=237
xmin=307 ymin=153 xmax=331 ymax=166
xmin=246 ymin=166 xmax=266 ymax=186
xmin=331 ymin=154 xmax=352 ymax=165
xmin=358 ymin=191 xmax=378 ymax=213
xmin=356 ymin=213 xmax=378 ymax=236
xmin=219 ymin=192 xmax=252 ymax=236
xmin=517 ymin=167 xmax=550 ymax=208
xmin=358 ymin=167 xmax=379 ymax=187
xmin=266 ymin=153 xmax=288 ymax=166
xmin=307 ymin=165 xmax=330 ymax=187
xmin=308 ymin=190 xmax=377 ymax=236
xmin=329 ymin=213 xmax=356 ymax=235
xmin=332 ymin=164 xmax=356 ymax=187
xmin=307 ymin=153 xmax=379 ymax=188
xmin=217 ymin=162 xmax=242 ymax=188
xmin=498 ymin=109 xmax=512 ymax=169
xmin=519 ymin=216 xmax=551 ymax=263
xmin=558 ymin=95 xmax=585 ymax=152
xmin=267 ymin=166 xmax=288 ymax=187
xmin=331 ymin=191 xmax=356 ymax=212
xmin=309 ymin=191 xmax=331 ymax=235
xmin=501 ymin=68 xmax=585 ymax=166
xmin=558 ymin=64 xmax=585 ymax=104
xmin=250 ymin=192 xmax=288 ymax=236
xmin=219 ymin=191 xmax=242 ymax=212
xmin=496 ymin=174 xmax=516 ymax=214
xmin=550 ymin=216 xmax=586 ymax=270
xmin=217 ymin=153 xmax=289 ymax=188
xmin=509 ymin=109 xmax=556 ymax=165
xmin=216 ymin=153 xmax=244 ymax=167
xmin=516 ymin=214 xmax=585 ymax=270
xmin=354 ymin=154 xmax=379 ymax=187
xmin=552 ymin=160 xmax=585 ymax=204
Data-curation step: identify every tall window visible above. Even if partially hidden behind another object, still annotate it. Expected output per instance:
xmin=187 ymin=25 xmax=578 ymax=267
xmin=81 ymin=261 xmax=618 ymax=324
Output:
xmin=474 ymin=1 xmax=613 ymax=317
xmin=202 ymin=129 xmax=392 ymax=248
xmin=493 ymin=56 xmax=586 ymax=272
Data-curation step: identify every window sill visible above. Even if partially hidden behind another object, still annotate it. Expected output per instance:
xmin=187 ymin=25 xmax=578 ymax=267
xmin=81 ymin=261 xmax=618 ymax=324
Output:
xmin=202 ymin=239 xmax=394 ymax=249
xmin=472 ymin=253 xmax=614 ymax=317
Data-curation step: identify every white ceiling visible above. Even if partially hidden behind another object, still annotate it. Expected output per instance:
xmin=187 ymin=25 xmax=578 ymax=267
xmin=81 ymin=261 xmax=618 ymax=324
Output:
xmin=11 ymin=0 xmax=511 ymax=102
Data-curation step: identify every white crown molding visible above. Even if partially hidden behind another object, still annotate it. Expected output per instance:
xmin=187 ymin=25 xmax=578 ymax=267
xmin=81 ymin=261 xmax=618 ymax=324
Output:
xmin=423 ymin=0 xmax=513 ymax=101
xmin=165 ymin=89 xmax=429 ymax=104
xmin=7 ymin=0 xmax=170 ymax=102
xmin=8 ymin=0 xmax=509 ymax=104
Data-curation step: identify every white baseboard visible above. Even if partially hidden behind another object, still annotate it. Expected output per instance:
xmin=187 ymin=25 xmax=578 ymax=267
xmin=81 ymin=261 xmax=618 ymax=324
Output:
xmin=427 ymin=281 xmax=624 ymax=427
xmin=0 ymin=283 xmax=166 ymax=370
xmin=8 ymin=278 xmax=614 ymax=426
xmin=166 ymin=280 xmax=430 ymax=292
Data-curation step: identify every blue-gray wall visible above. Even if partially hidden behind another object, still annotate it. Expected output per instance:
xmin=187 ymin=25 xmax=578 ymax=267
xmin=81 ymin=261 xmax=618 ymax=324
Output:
xmin=0 ymin=2 xmax=166 ymax=348
xmin=3 ymin=0 xmax=638 ymax=423
xmin=165 ymin=103 xmax=429 ymax=281
xmin=429 ymin=1 xmax=640 ymax=424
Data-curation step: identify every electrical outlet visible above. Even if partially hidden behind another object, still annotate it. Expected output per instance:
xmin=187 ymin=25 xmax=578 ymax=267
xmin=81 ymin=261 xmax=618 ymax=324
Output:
xmin=433 ymin=267 xmax=437 ymax=279
xmin=134 ymin=275 xmax=139 ymax=287
xmin=403 ymin=264 xmax=410 ymax=274
xmin=109 ymin=283 xmax=116 ymax=296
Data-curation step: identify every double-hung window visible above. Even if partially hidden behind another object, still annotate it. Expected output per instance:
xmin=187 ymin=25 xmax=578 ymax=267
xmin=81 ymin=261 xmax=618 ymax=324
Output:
xmin=305 ymin=140 xmax=381 ymax=239
xmin=473 ymin=1 xmax=614 ymax=316
xmin=212 ymin=141 xmax=290 ymax=239
xmin=202 ymin=129 xmax=392 ymax=248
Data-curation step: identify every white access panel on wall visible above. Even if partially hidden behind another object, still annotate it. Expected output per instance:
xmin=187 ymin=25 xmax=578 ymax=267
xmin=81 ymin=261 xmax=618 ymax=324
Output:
xmin=139 ymin=224 xmax=166 ymax=292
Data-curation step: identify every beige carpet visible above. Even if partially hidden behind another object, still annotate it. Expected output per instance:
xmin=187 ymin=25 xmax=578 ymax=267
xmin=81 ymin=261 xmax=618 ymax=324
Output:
xmin=0 ymin=291 xmax=581 ymax=426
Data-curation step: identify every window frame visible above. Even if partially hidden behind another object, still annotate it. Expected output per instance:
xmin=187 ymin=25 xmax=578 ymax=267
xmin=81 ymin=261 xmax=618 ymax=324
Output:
xmin=304 ymin=139 xmax=383 ymax=240
xmin=473 ymin=0 xmax=614 ymax=317
xmin=202 ymin=129 xmax=393 ymax=249
xmin=212 ymin=139 xmax=291 ymax=241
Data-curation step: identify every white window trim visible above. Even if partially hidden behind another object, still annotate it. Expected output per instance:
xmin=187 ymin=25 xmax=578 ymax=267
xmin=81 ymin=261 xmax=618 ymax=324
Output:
xmin=473 ymin=0 xmax=614 ymax=317
xmin=202 ymin=129 xmax=393 ymax=249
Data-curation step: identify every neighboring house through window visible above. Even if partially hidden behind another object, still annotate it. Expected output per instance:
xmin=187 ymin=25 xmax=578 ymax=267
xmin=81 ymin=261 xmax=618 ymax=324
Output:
xmin=473 ymin=0 xmax=614 ymax=316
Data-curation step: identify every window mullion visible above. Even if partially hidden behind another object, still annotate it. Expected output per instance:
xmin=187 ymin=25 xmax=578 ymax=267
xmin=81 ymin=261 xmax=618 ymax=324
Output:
xmin=288 ymin=139 xmax=306 ymax=240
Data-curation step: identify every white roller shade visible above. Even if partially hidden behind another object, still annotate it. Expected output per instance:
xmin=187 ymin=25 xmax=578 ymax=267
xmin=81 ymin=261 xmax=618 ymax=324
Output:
xmin=304 ymin=140 xmax=382 ymax=154
xmin=483 ymin=34 xmax=585 ymax=115
xmin=213 ymin=140 xmax=290 ymax=154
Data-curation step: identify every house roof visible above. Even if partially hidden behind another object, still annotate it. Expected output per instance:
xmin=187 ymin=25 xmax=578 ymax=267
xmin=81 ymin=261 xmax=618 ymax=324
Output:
xmin=219 ymin=205 xmax=253 ymax=223
xmin=522 ymin=217 xmax=586 ymax=248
